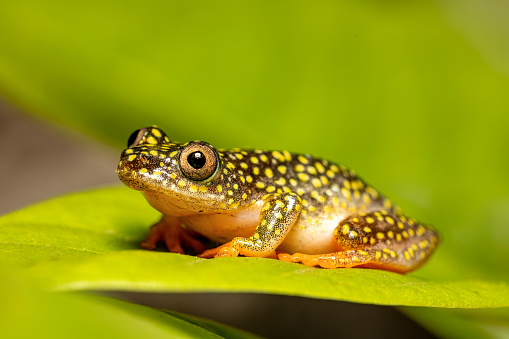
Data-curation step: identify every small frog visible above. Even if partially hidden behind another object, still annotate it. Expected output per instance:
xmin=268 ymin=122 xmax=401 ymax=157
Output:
xmin=117 ymin=126 xmax=439 ymax=273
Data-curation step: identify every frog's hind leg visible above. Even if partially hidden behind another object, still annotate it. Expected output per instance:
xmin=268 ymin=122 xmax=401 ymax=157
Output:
xmin=278 ymin=210 xmax=440 ymax=273
xmin=278 ymin=250 xmax=375 ymax=269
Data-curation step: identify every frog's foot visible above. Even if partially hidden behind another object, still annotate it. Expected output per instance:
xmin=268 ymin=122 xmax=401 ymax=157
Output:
xmin=198 ymin=242 xmax=278 ymax=259
xmin=141 ymin=218 xmax=207 ymax=255
xmin=197 ymin=242 xmax=235 ymax=258
xmin=277 ymin=250 xmax=373 ymax=269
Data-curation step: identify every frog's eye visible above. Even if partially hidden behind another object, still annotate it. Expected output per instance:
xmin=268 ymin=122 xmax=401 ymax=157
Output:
xmin=179 ymin=142 xmax=219 ymax=182
xmin=127 ymin=126 xmax=170 ymax=148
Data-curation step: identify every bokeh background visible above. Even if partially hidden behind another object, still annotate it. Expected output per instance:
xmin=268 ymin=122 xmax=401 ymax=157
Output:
xmin=1 ymin=1 xmax=508 ymax=338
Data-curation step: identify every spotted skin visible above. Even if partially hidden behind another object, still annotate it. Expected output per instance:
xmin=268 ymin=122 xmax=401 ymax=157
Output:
xmin=117 ymin=126 xmax=440 ymax=273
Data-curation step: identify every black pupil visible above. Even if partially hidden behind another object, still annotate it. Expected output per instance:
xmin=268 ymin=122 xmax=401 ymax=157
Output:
xmin=188 ymin=151 xmax=206 ymax=169
xmin=127 ymin=129 xmax=141 ymax=148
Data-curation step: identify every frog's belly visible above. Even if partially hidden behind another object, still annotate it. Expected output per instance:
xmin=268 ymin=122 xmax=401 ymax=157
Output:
xmin=182 ymin=203 xmax=343 ymax=255
xmin=278 ymin=217 xmax=343 ymax=255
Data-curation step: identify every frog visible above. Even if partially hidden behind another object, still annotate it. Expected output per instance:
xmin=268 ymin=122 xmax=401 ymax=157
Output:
xmin=116 ymin=126 xmax=440 ymax=273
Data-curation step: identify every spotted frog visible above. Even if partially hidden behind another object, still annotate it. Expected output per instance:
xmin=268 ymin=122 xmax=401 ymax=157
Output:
xmin=117 ymin=126 xmax=439 ymax=273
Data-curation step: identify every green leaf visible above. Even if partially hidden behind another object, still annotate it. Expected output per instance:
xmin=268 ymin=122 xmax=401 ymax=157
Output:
xmin=1 ymin=187 xmax=508 ymax=309
xmin=0 ymin=267 xmax=261 ymax=339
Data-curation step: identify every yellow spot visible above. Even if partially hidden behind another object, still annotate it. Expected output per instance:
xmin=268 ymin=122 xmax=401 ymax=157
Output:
xmin=383 ymin=199 xmax=392 ymax=209
xmin=295 ymin=164 xmax=305 ymax=172
xmin=307 ymin=166 xmax=317 ymax=175
xmin=256 ymin=182 xmax=265 ymax=189
xmin=332 ymin=197 xmax=340 ymax=206
xmin=297 ymin=188 xmax=305 ymax=195
xmin=386 ymin=216 xmax=395 ymax=225
xmin=141 ymin=151 xmax=149 ymax=155
xmin=397 ymin=222 xmax=404 ymax=230
xmin=390 ymin=251 xmax=396 ymax=258
xmin=289 ymin=178 xmax=298 ymax=186
xmin=326 ymin=170 xmax=335 ymax=178
xmin=246 ymin=175 xmax=253 ymax=183
xmin=240 ymin=162 xmax=248 ymax=169
xmin=272 ymin=151 xmax=285 ymax=162
xmin=275 ymin=229 xmax=281 ymax=235
xmin=178 ymin=180 xmax=186 ymax=187
xmin=302 ymin=199 xmax=308 ymax=206
xmin=412 ymin=244 xmax=418 ymax=251
xmin=313 ymin=162 xmax=324 ymax=173
xmin=152 ymin=129 xmax=162 ymax=137
xmin=417 ymin=226 xmax=426 ymax=236
xmin=352 ymin=256 xmax=359 ymax=262
xmin=275 ymin=177 xmax=286 ymax=185
xmin=159 ymin=162 xmax=164 ymax=167
xmin=366 ymin=217 xmax=374 ymax=224
xmin=228 ymin=190 xmax=234 ymax=196
xmin=377 ymin=232 xmax=385 ymax=239
xmin=320 ymin=176 xmax=330 ymax=185
xmin=298 ymin=155 xmax=309 ymax=164
xmin=253 ymin=233 xmax=260 ymax=240
xmin=352 ymin=217 xmax=359 ymax=223
xmin=164 ymin=136 xmax=170 ymax=142
xmin=318 ymin=195 xmax=326 ymax=203
xmin=150 ymin=150 xmax=158 ymax=156
xmin=408 ymin=229 xmax=415 ymax=236
xmin=276 ymin=212 xmax=283 ymax=220
xmin=387 ymin=231 xmax=394 ymax=238
xmin=324 ymin=206 xmax=331 ymax=214
xmin=362 ymin=194 xmax=371 ymax=204
xmin=227 ymin=162 xmax=236 ymax=170
xmin=128 ymin=155 xmax=137 ymax=161
xmin=153 ymin=171 xmax=162 ymax=176
xmin=233 ymin=184 xmax=239 ymax=190
xmin=363 ymin=237 xmax=368 ymax=243
xmin=240 ymin=176 xmax=245 ymax=183
xmin=370 ymin=238 xmax=376 ymax=245
xmin=253 ymin=167 xmax=260 ymax=175
xmin=228 ymin=198 xmax=234 ymax=205
xmin=298 ymin=173 xmax=310 ymax=182
xmin=139 ymin=168 xmax=148 ymax=174
xmin=283 ymin=150 xmax=292 ymax=161
xmin=242 ymin=193 xmax=247 ymax=200
xmin=266 ymin=186 xmax=276 ymax=193
xmin=309 ymin=206 xmax=316 ymax=212
xmin=420 ymin=252 xmax=425 ymax=259
xmin=342 ymin=224 xmax=350 ymax=235
xmin=216 ymin=185 xmax=223 ymax=193
xmin=408 ymin=248 xmax=415 ymax=257
xmin=190 ymin=185 xmax=198 ymax=192
xmin=341 ymin=188 xmax=351 ymax=201
xmin=364 ymin=227 xmax=371 ymax=233
xmin=311 ymin=178 xmax=321 ymax=188
xmin=125 ymin=149 xmax=133 ymax=154
xmin=223 ymin=169 xmax=228 ymax=175
xmin=265 ymin=168 xmax=274 ymax=178
xmin=250 ymin=157 xmax=259 ymax=164
xmin=147 ymin=136 xmax=157 ymax=144
xmin=169 ymin=151 xmax=178 ymax=157
xmin=402 ymin=231 xmax=409 ymax=238
xmin=350 ymin=231 xmax=358 ymax=237
xmin=343 ymin=180 xmax=351 ymax=189
xmin=261 ymin=219 xmax=267 ymax=226
xmin=277 ymin=166 xmax=287 ymax=174
xmin=199 ymin=186 xmax=208 ymax=193
xmin=404 ymin=251 xmax=410 ymax=260
xmin=396 ymin=234 xmax=402 ymax=241
xmin=260 ymin=154 xmax=268 ymax=163
xmin=375 ymin=251 xmax=382 ymax=259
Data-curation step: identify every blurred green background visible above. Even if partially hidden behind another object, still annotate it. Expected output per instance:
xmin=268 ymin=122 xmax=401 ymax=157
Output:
xmin=0 ymin=0 xmax=508 ymax=338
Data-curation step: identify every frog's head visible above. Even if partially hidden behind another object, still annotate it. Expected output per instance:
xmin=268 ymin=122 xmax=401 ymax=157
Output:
xmin=117 ymin=126 xmax=225 ymax=216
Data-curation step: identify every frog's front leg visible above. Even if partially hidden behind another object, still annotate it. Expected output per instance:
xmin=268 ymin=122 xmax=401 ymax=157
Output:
xmin=199 ymin=193 xmax=302 ymax=259
xmin=141 ymin=215 xmax=207 ymax=254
